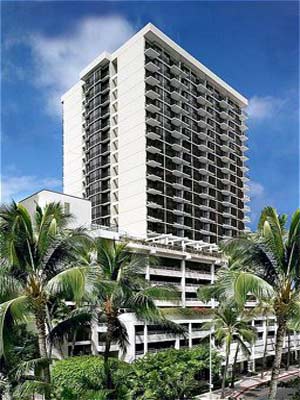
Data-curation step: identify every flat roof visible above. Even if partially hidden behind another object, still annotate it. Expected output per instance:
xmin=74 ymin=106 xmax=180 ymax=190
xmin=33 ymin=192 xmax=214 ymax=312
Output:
xmin=74 ymin=22 xmax=247 ymax=106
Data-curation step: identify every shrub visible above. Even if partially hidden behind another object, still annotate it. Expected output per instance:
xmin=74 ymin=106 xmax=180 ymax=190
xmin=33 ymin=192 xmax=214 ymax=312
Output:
xmin=51 ymin=355 xmax=129 ymax=400
xmin=127 ymin=345 xmax=221 ymax=400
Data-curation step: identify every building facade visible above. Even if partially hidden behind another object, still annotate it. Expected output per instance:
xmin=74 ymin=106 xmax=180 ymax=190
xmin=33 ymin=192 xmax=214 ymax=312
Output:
xmin=62 ymin=23 xmax=250 ymax=242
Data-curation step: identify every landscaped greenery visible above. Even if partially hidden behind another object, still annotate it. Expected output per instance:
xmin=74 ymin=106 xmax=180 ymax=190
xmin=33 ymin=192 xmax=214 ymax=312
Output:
xmin=127 ymin=345 xmax=221 ymax=400
xmin=51 ymin=346 xmax=221 ymax=400
xmin=51 ymin=355 xmax=129 ymax=400
xmin=0 ymin=202 xmax=299 ymax=400
xmin=199 ymin=207 xmax=300 ymax=400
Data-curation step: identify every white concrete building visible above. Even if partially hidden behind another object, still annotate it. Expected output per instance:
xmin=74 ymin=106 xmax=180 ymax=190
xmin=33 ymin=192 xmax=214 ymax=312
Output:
xmin=20 ymin=189 xmax=91 ymax=229
xmin=62 ymin=23 xmax=250 ymax=243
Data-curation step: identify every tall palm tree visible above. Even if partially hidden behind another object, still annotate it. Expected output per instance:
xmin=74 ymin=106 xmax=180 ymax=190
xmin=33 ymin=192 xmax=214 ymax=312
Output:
xmin=202 ymin=303 xmax=256 ymax=399
xmin=0 ymin=202 xmax=93 ymax=399
xmin=89 ymin=238 xmax=186 ymax=391
xmin=250 ymin=299 xmax=275 ymax=379
xmin=212 ymin=207 xmax=300 ymax=400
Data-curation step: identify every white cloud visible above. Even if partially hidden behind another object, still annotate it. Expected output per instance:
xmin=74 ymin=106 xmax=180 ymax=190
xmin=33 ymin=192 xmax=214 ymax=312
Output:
xmin=248 ymin=96 xmax=286 ymax=120
xmin=9 ymin=16 xmax=135 ymax=116
xmin=1 ymin=175 xmax=61 ymax=203
xmin=248 ymin=181 xmax=264 ymax=198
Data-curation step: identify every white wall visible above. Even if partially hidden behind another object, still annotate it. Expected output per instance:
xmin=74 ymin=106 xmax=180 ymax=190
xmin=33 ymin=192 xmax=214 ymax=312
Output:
xmin=20 ymin=190 xmax=91 ymax=229
xmin=62 ymin=81 xmax=84 ymax=198
xmin=116 ymin=35 xmax=147 ymax=238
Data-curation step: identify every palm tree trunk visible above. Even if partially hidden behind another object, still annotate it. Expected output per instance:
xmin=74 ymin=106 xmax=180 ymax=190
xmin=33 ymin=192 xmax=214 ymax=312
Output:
xmin=104 ymin=318 xmax=113 ymax=391
xmin=286 ymin=330 xmax=291 ymax=371
xmin=230 ymin=343 xmax=240 ymax=388
xmin=221 ymin=343 xmax=231 ymax=399
xmin=268 ymin=319 xmax=286 ymax=400
xmin=35 ymin=306 xmax=51 ymax=400
xmin=261 ymin=319 xmax=269 ymax=379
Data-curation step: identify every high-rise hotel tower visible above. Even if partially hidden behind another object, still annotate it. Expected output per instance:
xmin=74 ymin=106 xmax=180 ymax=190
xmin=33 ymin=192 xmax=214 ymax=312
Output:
xmin=62 ymin=23 xmax=249 ymax=243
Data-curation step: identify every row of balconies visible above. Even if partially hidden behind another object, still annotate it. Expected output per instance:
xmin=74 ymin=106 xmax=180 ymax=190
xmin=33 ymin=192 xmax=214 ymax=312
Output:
xmin=145 ymin=119 xmax=247 ymax=159
xmin=144 ymin=61 xmax=247 ymax=126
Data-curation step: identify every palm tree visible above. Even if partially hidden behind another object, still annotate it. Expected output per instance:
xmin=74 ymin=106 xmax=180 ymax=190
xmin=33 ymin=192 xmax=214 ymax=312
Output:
xmin=250 ymin=299 xmax=275 ymax=379
xmin=89 ymin=238 xmax=186 ymax=391
xmin=0 ymin=202 xmax=93 ymax=399
xmin=202 ymin=303 xmax=256 ymax=398
xmin=214 ymin=207 xmax=300 ymax=400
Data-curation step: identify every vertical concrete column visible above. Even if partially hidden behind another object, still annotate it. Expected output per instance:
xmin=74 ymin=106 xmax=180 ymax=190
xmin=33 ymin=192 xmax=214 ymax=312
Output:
xmin=175 ymin=336 xmax=180 ymax=350
xmin=145 ymin=256 xmax=150 ymax=281
xmin=181 ymin=259 xmax=186 ymax=307
xmin=189 ymin=322 xmax=192 ymax=348
xmin=90 ymin=321 xmax=98 ymax=355
xmin=211 ymin=262 xmax=216 ymax=310
xmin=251 ymin=319 xmax=256 ymax=372
xmin=144 ymin=324 xmax=148 ymax=355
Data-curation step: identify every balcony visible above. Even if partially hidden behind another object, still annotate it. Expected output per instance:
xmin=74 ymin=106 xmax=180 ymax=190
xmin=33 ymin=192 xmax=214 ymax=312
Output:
xmin=223 ymin=222 xmax=233 ymax=229
xmin=197 ymin=131 xmax=208 ymax=140
xmin=145 ymin=76 xmax=160 ymax=87
xmin=170 ymin=64 xmax=185 ymax=76
xmin=222 ymin=200 xmax=232 ymax=207
xmin=199 ymin=179 xmax=213 ymax=188
xmin=198 ymin=120 xmax=208 ymax=129
xmin=220 ymin=154 xmax=230 ymax=162
xmin=172 ymin=181 xmax=185 ymax=190
xmin=198 ymin=143 xmax=209 ymax=152
xmin=146 ymin=89 xmax=160 ymax=100
xmin=221 ymin=176 xmax=231 ymax=185
xmin=145 ymin=61 xmax=159 ymax=73
xmin=219 ymin=99 xmax=229 ymax=109
xmin=147 ymin=174 xmax=162 ymax=182
xmin=147 ymin=187 xmax=162 ymax=195
xmin=147 ymin=145 xmax=161 ymax=154
xmin=171 ymin=143 xmax=184 ymax=152
xmin=145 ymin=47 xmax=159 ymax=59
xmin=200 ymin=228 xmax=211 ymax=235
xmin=147 ymin=201 xmax=161 ymax=209
xmin=173 ymin=169 xmax=189 ymax=179
xmin=146 ymin=131 xmax=160 ymax=140
xmin=220 ymin=133 xmax=229 ymax=141
xmin=148 ymin=216 xmax=162 ymax=223
xmin=147 ymin=160 xmax=161 ymax=168
xmin=197 ymin=83 xmax=208 ymax=94
xmin=198 ymin=108 xmax=207 ymax=117
xmin=171 ymin=117 xmax=188 ymax=128
xmin=220 ymin=122 xmax=230 ymax=131
xmin=146 ymin=117 xmax=160 ymax=127
xmin=171 ymin=90 xmax=186 ymax=102
xmin=170 ymin=77 xmax=181 ymax=89
xmin=170 ymin=103 xmax=184 ymax=114
xmin=241 ymin=144 xmax=248 ymax=152
xmin=197 ymin=96 xmax=208 ymax=105
xmin=221 ymin=165 xmax=231 ymax=174
xmin=173 ymin=209 xmax=185 ymax=216
xmin=240 ymin=134 xmax=247 ymax=142
xmin=221 ymin=187 xmax=231 ymax=196
xmin=172 ymin=156 xmax=184 ymax=165
xmin=220 ymin=111 xmax=230 ymax=120
xmin=199 ymin=191 xmax=211 ymax=199
xmin=244 ymin=216 xmax=251 ymax=223
xmin=240 ymin=124 xmax=248 ymax=132
xmin=146 ymin=103 xmax=160 ymax=113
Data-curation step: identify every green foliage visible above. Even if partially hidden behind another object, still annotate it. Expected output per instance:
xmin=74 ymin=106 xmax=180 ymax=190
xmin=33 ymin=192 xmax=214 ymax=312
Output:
xmin=127 ymin=345 xmax=221 ymax=400
xmin=51 ymin=355 xmax=129 ymax=400
xmin=0 ymin=323 xmax=39 ymax=397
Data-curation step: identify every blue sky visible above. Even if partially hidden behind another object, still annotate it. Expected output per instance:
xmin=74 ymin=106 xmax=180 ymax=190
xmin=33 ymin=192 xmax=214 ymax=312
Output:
xmin=1 ymin=1 xmax=299 ymax=228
